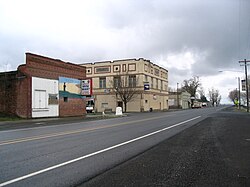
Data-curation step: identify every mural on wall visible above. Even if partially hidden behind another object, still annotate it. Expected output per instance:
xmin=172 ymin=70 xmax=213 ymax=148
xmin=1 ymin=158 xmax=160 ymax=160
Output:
xmin=59 ymin=77 xmax=82 ymax=99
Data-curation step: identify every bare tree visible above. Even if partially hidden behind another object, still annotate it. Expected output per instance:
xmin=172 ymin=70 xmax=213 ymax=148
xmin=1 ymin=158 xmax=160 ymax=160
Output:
xmin=181 ymin=76 xmax=201 ymax=97
xmin=208 ymin=88 xmax=221 ymax=106
xmin=228 ymin=89 xmax=238 ymax=103
xmin=110 ymin=73 xmax=141 ymax=112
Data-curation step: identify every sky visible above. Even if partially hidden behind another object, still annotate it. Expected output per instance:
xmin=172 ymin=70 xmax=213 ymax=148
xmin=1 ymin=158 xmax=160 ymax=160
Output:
xmin=1 ymin=0 xmax=250 ymax=104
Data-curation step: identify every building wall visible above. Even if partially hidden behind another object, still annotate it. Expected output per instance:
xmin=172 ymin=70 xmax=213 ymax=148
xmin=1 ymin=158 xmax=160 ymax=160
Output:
xmin=32 ymin=77 xmax=59 ymax=118
xmin=0 ymin=72 xmax=18 ymax=116
xmin=0 ymin=53 xmax=87 ymax=118
xmin=168 ymin=91 xmax=191 ymax=109
xmin=82 ymin=58 xmax=169 ymax=112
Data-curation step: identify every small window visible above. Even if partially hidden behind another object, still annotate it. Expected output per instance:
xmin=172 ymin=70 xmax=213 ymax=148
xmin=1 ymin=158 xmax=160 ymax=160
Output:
xmin=64 ymin=97 xmax=68 ymax=102
xmin=145 ymin=100 xmax=148 ymax=103
xmin=101 ymin=103 xmax=108 ymax=108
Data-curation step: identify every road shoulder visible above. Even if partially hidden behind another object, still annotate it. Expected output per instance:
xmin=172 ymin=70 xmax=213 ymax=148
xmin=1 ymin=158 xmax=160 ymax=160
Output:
xmin=80 ymin=110 xmax=250 ymax=187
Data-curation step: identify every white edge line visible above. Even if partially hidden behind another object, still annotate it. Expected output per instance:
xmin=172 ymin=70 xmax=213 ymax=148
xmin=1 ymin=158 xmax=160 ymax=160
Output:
xmin=0 ymin=116 xmax=201 ymax=187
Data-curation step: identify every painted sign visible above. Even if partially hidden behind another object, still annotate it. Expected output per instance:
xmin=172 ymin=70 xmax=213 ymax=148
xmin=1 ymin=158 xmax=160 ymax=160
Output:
xmin=81 ymin=79 xmax=92 ymax=95
xmin=242 ymin=80 xmax=246 ymax=91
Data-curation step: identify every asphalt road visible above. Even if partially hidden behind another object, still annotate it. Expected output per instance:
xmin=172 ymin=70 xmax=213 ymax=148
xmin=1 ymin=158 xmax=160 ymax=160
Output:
xmin=81 ymin=107 xmax=250 ymax=187
xmin=0 ymin=106 xmax=243 ymax=187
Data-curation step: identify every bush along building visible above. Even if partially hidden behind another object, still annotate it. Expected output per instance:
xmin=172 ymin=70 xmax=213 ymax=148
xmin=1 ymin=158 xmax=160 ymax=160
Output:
xmin=82 ymin=58 xmax=169 ymax=113
xmin=0 ymin=53 xmax=87 ymax=118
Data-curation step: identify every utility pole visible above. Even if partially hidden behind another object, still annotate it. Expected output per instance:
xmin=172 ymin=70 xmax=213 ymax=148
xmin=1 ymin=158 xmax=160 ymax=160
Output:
xmin=238 ymin=77 xmax=241 ymax=110
xmin=177 ymin=83 xmax=179 ymax=109
xmin=239 ymin=59 xmax=250 ymax=112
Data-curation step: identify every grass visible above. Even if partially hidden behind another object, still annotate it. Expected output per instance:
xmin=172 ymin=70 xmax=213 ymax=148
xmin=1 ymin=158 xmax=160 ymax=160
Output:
xmin=0 ymin=114 xmax=22 ymax=122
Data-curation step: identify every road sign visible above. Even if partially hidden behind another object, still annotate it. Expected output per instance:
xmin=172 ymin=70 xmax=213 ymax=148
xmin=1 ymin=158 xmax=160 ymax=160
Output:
xmin=144 ymin=83 xmax=150 ymax=90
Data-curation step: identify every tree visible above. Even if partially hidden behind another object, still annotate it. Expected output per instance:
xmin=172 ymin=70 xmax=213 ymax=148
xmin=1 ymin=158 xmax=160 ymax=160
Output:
xmin=198 ymin=87 xmax=208 ymax=102
xmin=228 ymin=89 xmax=238 ymax=104
xmin=200 ymin=95 xmax=209 ymax=102
xmin=182 ymin=76 xmax=201 ymax=106
xmin=110 ymin=73 xmax=141 ymax=112
xmin=181 ymin=76 xmax=201 ymax=97
xmin=208 ymin=88 xmax=221 ymax=106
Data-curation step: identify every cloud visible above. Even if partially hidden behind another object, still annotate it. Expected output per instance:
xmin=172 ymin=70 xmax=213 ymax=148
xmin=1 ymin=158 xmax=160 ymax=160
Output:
xmin=1 ymin=0 xmax=250 ymax=103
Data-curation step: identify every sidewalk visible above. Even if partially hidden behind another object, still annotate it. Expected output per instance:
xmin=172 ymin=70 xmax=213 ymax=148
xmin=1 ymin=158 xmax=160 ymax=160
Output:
xmin=80 ymin=108 xmax=250 ymax=187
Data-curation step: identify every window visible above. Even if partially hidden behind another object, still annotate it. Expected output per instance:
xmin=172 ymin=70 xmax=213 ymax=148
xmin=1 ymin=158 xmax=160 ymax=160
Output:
xmin=165 ymin=83 xmax=168 ymax=91
xmin=101 ymin=103 xmax=108 ymax=108
xmin=64 ymin=97 xmax=68 ymax=102
xmin=129 ymin=75 xmax=136 ymax=87
xmin=155 ymin=69 xmax=159 ymax=76
xmin=113 ymin=65 xmax=120 ymax=72
xmin=95 ymin=66 xmax=110 ymax=73
xmin=145 ymin=75 xmax=148 ymax=82
xmin=151 ymin=77 xmax=154 ymax=89
xmin=99 ymin=77 xmax=106 ymax=88
xmin=156 ymin=79 xmax=158 ymax=89
xmin=161 ymin=80 xmax=163 ymax=90
xmin=49 ymin=94 xmax=58 ymax=105
xmin=114 ymin=76 xmax=121 ymax=88
xmin=128 ymin=64 xmax=136 ymax=71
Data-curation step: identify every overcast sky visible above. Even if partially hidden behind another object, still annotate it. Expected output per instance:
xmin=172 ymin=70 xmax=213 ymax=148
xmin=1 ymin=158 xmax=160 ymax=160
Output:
xmin=1 ymin=0 xmax=250 ymax=103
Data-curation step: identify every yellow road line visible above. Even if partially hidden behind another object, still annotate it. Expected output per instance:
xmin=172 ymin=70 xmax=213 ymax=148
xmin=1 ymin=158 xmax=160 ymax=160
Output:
xmin=0 ymin=114 xmax=175 ymax=146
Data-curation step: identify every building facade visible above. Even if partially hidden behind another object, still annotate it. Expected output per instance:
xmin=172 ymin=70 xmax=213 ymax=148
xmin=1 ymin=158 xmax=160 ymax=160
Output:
xmin=0 ymin=53 xmax=87 ymax=118
xmin=168 ymin=91 xmax=191 ymax=109
xmin=82 ymin=58 xmax=169 ymax=112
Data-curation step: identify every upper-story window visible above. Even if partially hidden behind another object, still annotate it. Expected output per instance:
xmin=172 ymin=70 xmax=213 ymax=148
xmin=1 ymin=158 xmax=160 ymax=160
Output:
xmin=99 ymin=77 xmax=106 ymax=88
xmin=95 ymin=66 xmax=110 ymax=74
xmin=129 ymin=75 xmax=136 ymax=87
xmin=151 ymin=77 xmax=154 ymax=89
xmin=155 ymin=69 xmax=159 ymax=76
xmin=145 ymin=75 xmax=148 ymax=82
xmin=113 ymin=76 xmax=121 ymax=88
xmin=156 ymin=79 xmax=158 ymax=89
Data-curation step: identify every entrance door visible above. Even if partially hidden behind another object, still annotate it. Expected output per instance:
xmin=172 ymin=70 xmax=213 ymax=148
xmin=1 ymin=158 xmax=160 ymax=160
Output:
xmin=117 ymin=101 xmax=123 ymax=108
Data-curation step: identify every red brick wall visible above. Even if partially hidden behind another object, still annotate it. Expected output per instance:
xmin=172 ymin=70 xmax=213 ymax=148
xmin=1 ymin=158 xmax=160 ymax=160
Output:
xmin=16 ymin=75 xmax=32 ymax=118
xmin=1 ymin=53 xmax=87 ymax=118
xmin=59 ymin=98 xmax=86 ymax=117
xmin=23 ymin=53 xmax=87 ymax=118
xmin=0 ymin=72 xmax=18 ymax=116
xmin=25 ymin=53 xmax=86 ymax=80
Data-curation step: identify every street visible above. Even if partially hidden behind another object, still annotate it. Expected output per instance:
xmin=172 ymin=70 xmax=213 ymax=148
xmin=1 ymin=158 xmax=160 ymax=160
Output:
xmin=0 ymin=107 xmax=249 ymax=186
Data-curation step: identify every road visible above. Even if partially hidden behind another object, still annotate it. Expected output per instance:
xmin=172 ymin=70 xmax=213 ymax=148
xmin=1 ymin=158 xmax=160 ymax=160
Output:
xmin=0 ymin=107 xmax=229 ymax=186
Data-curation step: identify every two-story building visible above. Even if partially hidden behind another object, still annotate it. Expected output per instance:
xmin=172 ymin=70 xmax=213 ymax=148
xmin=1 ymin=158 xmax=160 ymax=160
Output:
xmin=82 ymin=58 xmax=169 ymax=112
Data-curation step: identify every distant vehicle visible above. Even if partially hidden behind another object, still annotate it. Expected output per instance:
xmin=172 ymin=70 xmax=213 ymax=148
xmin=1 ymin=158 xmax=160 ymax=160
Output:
xmin=192 ymin=101 xmax=202 ymax=109
xmin=86 ymin=98 xmax=94 ymax=113
xmin=202 ymin=102 xmax=207 ymax=107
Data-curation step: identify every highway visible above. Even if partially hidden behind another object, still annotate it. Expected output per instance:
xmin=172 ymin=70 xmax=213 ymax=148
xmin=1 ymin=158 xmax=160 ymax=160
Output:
xmin=0 ymin=107 xmax=224 ymax=187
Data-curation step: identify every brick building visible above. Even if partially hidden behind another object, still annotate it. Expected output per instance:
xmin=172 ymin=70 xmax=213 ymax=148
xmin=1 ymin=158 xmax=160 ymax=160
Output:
xmin=0 ymin=53 xmax=86 ymax=118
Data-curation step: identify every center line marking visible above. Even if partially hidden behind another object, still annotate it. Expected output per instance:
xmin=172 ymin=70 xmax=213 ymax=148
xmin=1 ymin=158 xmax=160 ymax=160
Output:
xmin=0 ymin=114 xmax=175 ymax=146
xmin=0 ymin=116 xmax=201 ymax=187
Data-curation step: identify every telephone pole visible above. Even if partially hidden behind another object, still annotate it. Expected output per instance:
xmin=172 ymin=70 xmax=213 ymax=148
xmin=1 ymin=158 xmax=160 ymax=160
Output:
xmin=239 ymin=59 xmax=250 ymax=112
